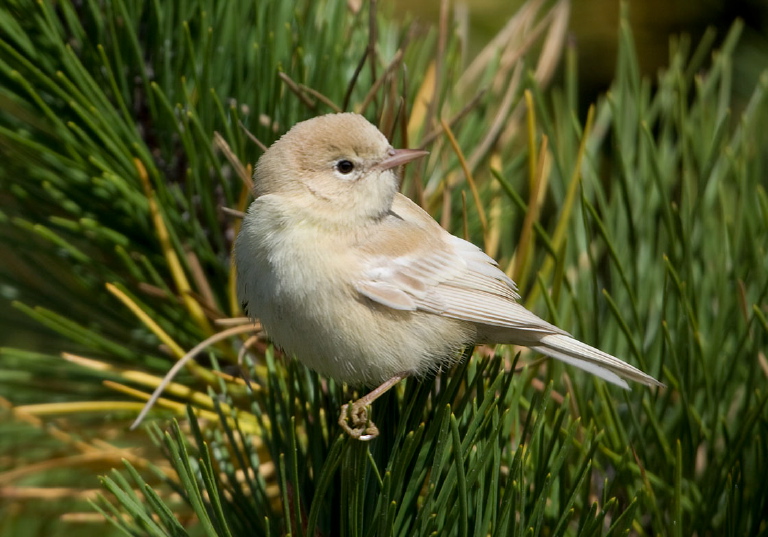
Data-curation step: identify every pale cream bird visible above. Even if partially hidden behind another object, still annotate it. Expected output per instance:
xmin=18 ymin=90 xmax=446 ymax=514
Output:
xmin=235 ymin=113 xmax=663 ymax=439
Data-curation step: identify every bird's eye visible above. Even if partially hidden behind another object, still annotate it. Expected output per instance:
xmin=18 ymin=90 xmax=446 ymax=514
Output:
xmin=336 ymin=160 xmax=355 ymax=174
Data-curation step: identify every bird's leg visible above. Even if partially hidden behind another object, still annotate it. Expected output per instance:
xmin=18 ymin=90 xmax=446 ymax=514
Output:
xmin=339 ymin=373 xmax=408 ymax=441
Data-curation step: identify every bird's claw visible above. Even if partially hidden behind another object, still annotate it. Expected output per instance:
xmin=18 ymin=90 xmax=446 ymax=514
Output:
xmin=338 ymin=402 xmax=379 ymax=441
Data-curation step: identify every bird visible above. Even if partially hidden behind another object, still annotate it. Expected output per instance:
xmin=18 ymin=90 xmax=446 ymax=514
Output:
xmin=234 ymin=112 xmax=663 ymax=440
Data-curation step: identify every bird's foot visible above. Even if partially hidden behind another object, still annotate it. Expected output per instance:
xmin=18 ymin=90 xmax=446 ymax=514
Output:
xmin=338 ymin=401 xmax=379 ymax=441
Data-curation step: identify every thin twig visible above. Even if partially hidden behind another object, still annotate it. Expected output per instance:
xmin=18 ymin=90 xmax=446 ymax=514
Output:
xmin=513 ymin=133 xmax=548 ymax=283
xmin=358 ymin=49 xmax=404 ymax=115
xmin=343 ymin=48 xmax=369 ymax=111
xmin=458 ymin=0 xmax=547 ymax=89
xmin=368 ymin=0 xmax=379 ymax=87
xmin=298 ymin=84 xmax=342 ymax=112
xmin=215 ymin=316 xmax=254 ymax=326
xmin=238 ymin=121 xmax=267 ymax=152
xmin=130 ymin=323 xmax=259 ymax=430
xmin=213 ymin=131 xmax=251 ymax=190
xmin=418 ymin=88 xmax=488 ymax=149
xmin=279 ymin=72 xmax=316 ymax=110
xmin=428 ymin=0 xmax=449 ymax=131
xmin=220 ymin=206 xmax=246 ymax=219
xmin=441 ymin=118 xmax=488 ymax=243
xmin=467 ymin=63 xmax=523 ymax=171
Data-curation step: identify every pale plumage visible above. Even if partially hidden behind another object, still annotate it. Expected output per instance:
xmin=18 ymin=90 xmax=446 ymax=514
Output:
xmin=235 ymin=113 xmax=662 ymax=437
xmin=351 ymin=192 xmax=658 ymax=389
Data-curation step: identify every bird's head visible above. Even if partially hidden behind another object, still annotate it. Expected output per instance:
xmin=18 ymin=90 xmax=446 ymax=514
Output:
xmin=253 ymin=113 xmax=427 ymax=225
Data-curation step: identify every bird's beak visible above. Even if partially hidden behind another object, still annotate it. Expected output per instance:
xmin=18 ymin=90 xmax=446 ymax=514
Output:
xmin=377 ymin=148 xmax=429 ymax=171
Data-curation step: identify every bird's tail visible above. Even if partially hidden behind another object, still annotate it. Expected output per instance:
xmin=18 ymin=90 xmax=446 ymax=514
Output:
xmin=529 ymin=333 xmax=664 ymax=390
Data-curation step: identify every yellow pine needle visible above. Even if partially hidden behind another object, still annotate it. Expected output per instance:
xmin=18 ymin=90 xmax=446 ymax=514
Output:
xmin=0 ymin=452 xmax=134 ymax=486
xmin=408 ymin=62 xmax=435 ymax=141
xmin=105 ymin=380 xmax=259 ymax=435
xmin=63 ymin=339 xmax=269 ymax=389
xmin=513 ymin=133 xmax=550 ymax=286
xmin=211 ymin=369 xmax=249 ymax=385
xmin=440 ymin=180 xmax=453 ymax=230
xmin=61 ymin=351 xmax=209 ymax=385
xmin=130 ymin=323 xmax=262 ymax=430
xmin=102 ymin=283 xmax=218 ymax=415
xmin=460 ymin=190 xmax=468 ymax=241
xmin=0 ymin=487 xmax=101 ymax=501
xmin=441 ymin=118 xmax=489 ymax=249
xmin=525 ymin=91 xmax=539 ymax=192
xmin=104 ymin=380 xmax=203 ymax=418
xmin=484 ymin=153 xmax=504 ymax=260
xmin=0 ymin=395 xmax=97 ymax=455
xmin=62 ymin=512 xmax=147 ymax=523
xmin=525 ymin=104 xmax=596 ymax=307
xmin=185 ymin=248 xmax=219 ymax=316
xmin=215 ymin=316 xmax=254 ymax=326
xmin=61 ymin=352 xmax=226 ymax=424
xmin=61 ymin=352 xmax=117 ymax=371
xmin=134 ymin=158 xmax=212 ymax=335
xmin=15 ymin=401 xmax=145 ymax=415
xmin=0 ymin=396 xmax=163 ymax=477
xmin=105 ymin=282 xmax=186 ymax=359
xmin=551 ymin=104 xmax=596 ymax=251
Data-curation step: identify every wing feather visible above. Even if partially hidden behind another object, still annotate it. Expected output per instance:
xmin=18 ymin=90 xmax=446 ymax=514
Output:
xmin=356 ymin=194 xmax=547 ymax=333
xmin=353 ymin=193 xmax=664 ymax=389
xmin=355 ymin=280 xmax=417 ymax=311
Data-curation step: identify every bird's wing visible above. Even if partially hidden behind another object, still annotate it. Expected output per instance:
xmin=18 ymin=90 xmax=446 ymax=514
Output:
xmin=354 ymin=193 xmax=564 ymax=337
xmin=354 ymin=194 xmax=664 ymax=390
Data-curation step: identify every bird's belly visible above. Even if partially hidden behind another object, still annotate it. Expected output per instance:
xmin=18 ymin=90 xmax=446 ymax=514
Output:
xmin=252 ymin=269 xmax=475 ymax=386
xmin=238 ymin=212 xmax=476 ymax=386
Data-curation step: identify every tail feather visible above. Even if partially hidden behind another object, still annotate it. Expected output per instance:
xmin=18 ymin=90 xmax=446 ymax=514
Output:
xmin=530 ymin=333 xmax=664 ymax=390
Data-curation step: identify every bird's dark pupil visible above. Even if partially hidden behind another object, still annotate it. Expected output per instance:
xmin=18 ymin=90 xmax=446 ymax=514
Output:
xmin=337 ymin=160 xmax=354 ymax=174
